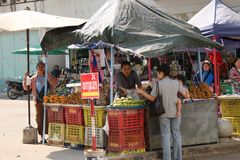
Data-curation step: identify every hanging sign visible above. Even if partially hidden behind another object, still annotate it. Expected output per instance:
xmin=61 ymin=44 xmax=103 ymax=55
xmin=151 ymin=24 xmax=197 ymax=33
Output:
xmin=80 ymin=73 xmax=99 ymax=99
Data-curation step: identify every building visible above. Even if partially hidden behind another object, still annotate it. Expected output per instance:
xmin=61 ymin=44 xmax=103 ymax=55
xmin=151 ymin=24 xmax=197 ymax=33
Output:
xmin=0 ymin=0 xmax=239 ymax=91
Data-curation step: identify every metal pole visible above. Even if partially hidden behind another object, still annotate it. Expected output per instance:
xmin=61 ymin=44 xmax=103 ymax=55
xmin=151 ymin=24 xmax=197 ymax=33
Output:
xmin=198 ymin=48 xmax=203 ymax=82
xmin=110 ymin=47 xmax=114 ymax=104
xmin=91 ymin=99 xmax=96 ymax=150
xmin=148 ymin=58 xmax=152 ymax=81
xmin=26 ymin=29 xmax=31 ymax=126
xmin=42 ymin=52 xmax=48 ymax=144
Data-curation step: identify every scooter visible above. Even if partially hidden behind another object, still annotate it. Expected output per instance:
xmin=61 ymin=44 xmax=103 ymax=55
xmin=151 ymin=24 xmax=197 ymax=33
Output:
xmin=4 ymin=80 xmax=29 ymax=100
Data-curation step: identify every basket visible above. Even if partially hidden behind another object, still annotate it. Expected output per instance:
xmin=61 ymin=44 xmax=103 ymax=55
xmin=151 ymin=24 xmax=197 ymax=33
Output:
xmin=220 ymin=99 xmax=240 ymax=117
xmin=108 ymin=127 xmax=145 ymax=151
xmin=83 ymin=106 xmax=106 ymax=128
xmin=65 ymin=125 xmax=84 ymax=144
xmin=48 ymin=123 xmax=65 ymax=143
xmin=84 ymin=127 xmax=107 ymax=148
xmin=64 ymin=105 xmax=84 ymax=125
xmin=223 ymin=117 xmax=240 ymax=136
xmin=46 ymin=104 xmax=64 ymax=123
xmin=107 ymin=108 xmax=144 ymax=129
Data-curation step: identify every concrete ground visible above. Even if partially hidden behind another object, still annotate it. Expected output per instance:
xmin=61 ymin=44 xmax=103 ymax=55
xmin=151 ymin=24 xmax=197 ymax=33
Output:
xmin=0 ymin=94 xmax=240 ymax=160
xmin=0 ymin=97 xmax=84 ymax=160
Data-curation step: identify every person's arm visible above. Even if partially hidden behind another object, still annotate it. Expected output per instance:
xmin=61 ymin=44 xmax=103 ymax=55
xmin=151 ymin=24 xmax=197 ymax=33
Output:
xmin=136 ymin=82 xmax=157 ymax=102
xmin=176 ymin=99 xmax=182 ymax=117
xmin=136 ymin=88 xmax=156 ymax=102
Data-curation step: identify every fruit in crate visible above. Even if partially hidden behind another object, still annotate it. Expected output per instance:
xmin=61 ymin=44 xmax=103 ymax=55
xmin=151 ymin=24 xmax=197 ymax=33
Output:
xmin=112 ymin=97 xmax=145 ymax=108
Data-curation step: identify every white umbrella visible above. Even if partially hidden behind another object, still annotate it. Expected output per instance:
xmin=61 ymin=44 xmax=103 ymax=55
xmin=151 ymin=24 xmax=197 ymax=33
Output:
xmin=0 ymin=9 xmax=86 ymax=144
xmin=0 ymin=10 xmax=87 ymax=31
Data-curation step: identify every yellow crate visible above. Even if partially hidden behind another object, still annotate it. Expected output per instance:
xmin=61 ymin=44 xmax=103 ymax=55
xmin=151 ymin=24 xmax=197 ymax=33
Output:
xmin=83 ymin=106 xmax=106 ymax=128
xmin=48 ymin=123 xmax=65 ymax=142
xmin=65 ymin=125 xmax=84 ymax=144
xmin=220 ymin=99 xmax=240 ymax=117
xmin=223 ymin=117 xmax=240 ymax=136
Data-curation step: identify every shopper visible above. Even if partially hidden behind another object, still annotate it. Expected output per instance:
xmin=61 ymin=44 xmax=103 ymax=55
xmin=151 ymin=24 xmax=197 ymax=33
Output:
xmin=23 ymin=61 xmax=57 ymax=143
xmin=136 ymin=64 xmax=189 ymax=160
xmin=194 ymin=60 xmax=214 ymax=86
xmin=229 ymin=58 xmax=240 ymax=82
xmin=116 ymin=61 xmax=142 ymax=97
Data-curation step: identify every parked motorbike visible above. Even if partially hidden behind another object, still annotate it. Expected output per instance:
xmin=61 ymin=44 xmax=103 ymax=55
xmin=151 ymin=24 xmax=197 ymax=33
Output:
xmin=4 ymin=80 xmax=29 ymax=100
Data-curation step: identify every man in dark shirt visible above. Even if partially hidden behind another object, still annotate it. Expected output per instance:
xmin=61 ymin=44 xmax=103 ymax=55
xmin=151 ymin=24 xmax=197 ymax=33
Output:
xmin=116 ymin=61 xmax=142 ymax=97
xmin=51 ymin=65 xmax=61 ymax=78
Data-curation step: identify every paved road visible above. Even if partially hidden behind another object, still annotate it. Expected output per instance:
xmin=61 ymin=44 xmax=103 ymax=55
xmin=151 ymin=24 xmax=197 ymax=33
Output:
xmin=0 ymin=98 xmax=84 ymax=160
xmin=186 ymin=152 xmax=240 ymax=160
xmin=0 ymin=96 xmax=240 ymax=160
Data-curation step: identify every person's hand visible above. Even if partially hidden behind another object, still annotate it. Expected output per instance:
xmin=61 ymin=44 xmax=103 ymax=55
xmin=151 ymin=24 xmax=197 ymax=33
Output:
xmin=136 ymin=87 xmax=144 ymax=95
xmin=176 ymin=111 xmax=181 ymax=118
xmin=119 ymin=87 xmax=127 ymax=96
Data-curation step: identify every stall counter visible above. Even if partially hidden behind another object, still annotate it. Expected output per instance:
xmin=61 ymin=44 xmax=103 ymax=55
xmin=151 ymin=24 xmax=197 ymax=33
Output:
xmin=145 ymin=99 xmax=218 ymax=150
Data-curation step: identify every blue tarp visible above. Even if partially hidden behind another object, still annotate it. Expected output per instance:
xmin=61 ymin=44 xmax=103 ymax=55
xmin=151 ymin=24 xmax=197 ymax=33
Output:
xmin=188 ymin=0 xmax=240 ymax=37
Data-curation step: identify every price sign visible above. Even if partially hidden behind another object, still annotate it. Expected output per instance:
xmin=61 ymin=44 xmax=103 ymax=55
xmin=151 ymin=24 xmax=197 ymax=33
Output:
xmin=80 ymin=73 xmax=99 ymax=99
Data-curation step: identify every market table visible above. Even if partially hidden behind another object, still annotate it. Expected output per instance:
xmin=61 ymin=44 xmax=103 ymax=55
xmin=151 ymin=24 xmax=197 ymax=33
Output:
xmin=145 ymin=99 xmax=218 ymax=150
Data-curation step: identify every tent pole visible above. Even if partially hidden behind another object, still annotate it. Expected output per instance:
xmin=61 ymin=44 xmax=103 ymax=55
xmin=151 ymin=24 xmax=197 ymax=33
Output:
xmin=198 ymin=48 xmax=203 ymax=82
xmin=212 ymin=36 xmax=219 ymax=95
xmin=110 ymin=47 xmax=114 ymax=104
xmin=26 ymin=29 xmax=31 ymax=126
xmin=148 ymin=58 xmax=152 ymax=81
xmin=42 ymin=52 xmax=48 ymax=144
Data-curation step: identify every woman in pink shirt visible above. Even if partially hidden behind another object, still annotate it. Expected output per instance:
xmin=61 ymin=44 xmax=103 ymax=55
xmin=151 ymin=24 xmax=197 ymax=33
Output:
xmin=229 ymin=58 xmax=240 ymax=82
xmin=23 ymin=61 xmax=57 ymax=143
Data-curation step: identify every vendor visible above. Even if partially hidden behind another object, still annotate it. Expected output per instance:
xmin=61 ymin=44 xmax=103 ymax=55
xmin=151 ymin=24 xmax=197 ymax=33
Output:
xmin=194 ymin=60 xmax=214 ymax=86
xmin=229 ymin=58 xmax=240 ymax=82
xmin=116 ymin=61 xmax=142 ymax=97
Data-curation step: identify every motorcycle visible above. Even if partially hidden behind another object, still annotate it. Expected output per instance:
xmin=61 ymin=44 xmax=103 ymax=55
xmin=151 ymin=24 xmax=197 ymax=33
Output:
xmin=4 ymin=80 xmax=29 ymax=100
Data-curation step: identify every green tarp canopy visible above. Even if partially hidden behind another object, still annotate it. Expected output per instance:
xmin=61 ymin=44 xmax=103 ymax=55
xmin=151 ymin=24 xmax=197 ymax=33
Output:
xmin=13 ymin=44 xmax=67 ymax=55
xmin=41 ymin=0 xmax=222 ymax=57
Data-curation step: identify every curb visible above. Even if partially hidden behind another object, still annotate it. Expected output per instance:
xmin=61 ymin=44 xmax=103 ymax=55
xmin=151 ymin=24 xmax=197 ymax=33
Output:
xmin=103 ymin=141 xmax=240 ymax=160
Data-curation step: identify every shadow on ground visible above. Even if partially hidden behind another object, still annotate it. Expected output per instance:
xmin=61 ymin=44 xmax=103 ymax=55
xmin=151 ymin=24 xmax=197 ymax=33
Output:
xmin=46 ymin=148 xmax=84 ymax=160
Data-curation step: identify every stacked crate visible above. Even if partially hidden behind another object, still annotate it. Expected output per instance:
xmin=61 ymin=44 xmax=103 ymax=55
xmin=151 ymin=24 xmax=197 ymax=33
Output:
xmin=107 ymin=108 xmax=145 ymax=153
xmin=83 ymin=106 xmax=107 ymax=148
xmin=46 ymin=103 xmax=65 ymax=146
xmin=220 ymin=98 xmax=240 ymax=136
xmin=63 ymin=104 xmax=85 ymax=149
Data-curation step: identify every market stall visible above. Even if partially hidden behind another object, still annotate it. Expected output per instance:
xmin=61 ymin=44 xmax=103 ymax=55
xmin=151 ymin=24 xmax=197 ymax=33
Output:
xmin=40 ymin=0 xmax=222 ymax=157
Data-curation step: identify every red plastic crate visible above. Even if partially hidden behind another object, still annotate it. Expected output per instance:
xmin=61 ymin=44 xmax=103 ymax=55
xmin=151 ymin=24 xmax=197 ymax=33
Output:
xmin=47 ymin=104 xmax=64 ymax=123
xmin=64 ymin=105 xmax=84 ymax=125
xmin=108 ymin=127 xmax=145 ymax=151
xmin=107 ymin=109 xmax=144 ymax=129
